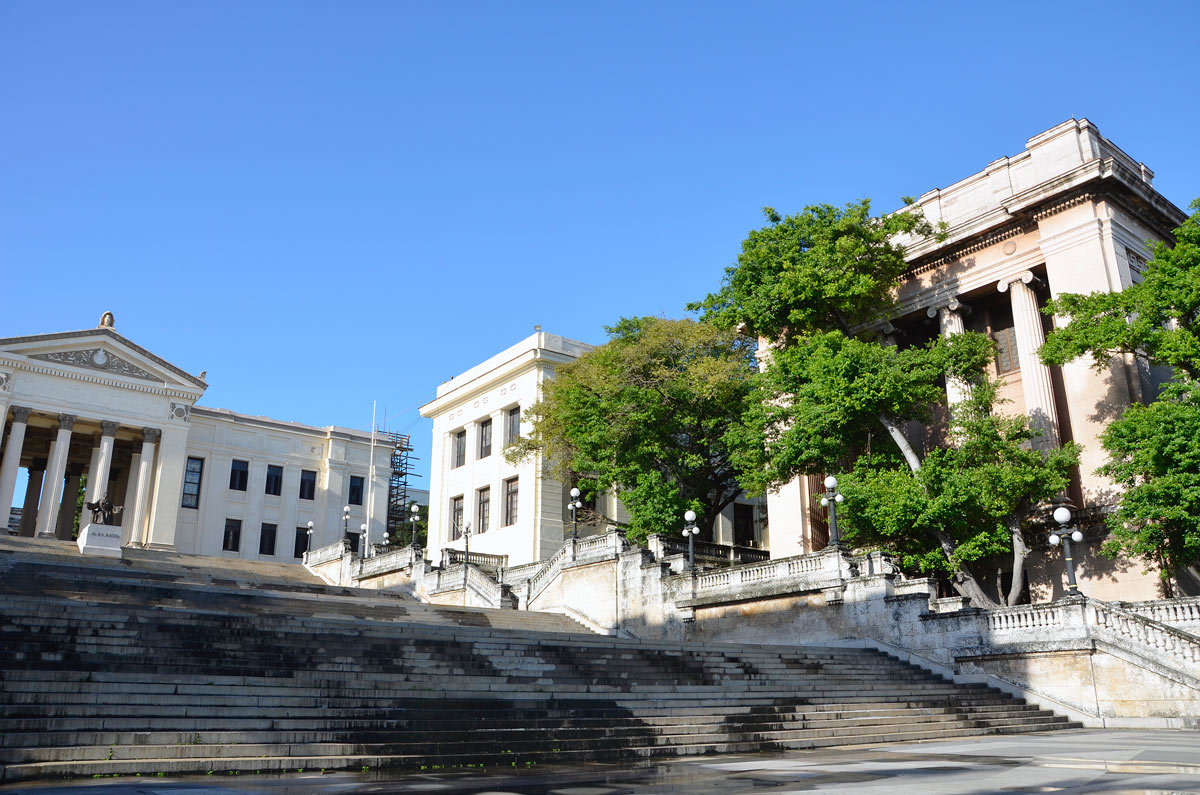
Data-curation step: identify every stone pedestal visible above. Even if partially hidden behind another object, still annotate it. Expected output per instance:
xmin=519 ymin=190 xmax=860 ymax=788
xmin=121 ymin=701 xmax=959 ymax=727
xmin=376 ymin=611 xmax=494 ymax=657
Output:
xmin=77 ymin=522 xmax=123 ymax=559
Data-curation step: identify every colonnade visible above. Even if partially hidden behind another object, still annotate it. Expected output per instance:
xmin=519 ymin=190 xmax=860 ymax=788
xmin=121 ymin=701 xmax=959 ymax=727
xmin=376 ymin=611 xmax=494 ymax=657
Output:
xmin=0 ymin=406 xmax=162 ymax=544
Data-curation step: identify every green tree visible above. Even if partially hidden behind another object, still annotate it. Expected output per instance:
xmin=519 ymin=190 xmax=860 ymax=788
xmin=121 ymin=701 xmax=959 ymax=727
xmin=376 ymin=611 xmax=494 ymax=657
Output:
xmin=506 ymin=317 xmax=757 ymax=543
xmin=1041 ymin=200 xmax=1200 ymax=587
xmin=699 ymin=201 xmax=1079 ymax=607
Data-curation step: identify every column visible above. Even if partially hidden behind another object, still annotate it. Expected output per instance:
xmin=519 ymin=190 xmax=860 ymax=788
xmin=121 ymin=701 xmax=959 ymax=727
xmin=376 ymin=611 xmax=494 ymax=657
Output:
xmin=927 ymin=298 xmax=972 ymax=409
xmin=87 ymin=421 xmax=120 ymax=502
xmin=55 ymin=465 xmax=83 ymax=539
xmin=145 ymin=424 xmax=187 ymax=549
xmin=19 ymin=458 xmax=46 ymax=536
xmin=35 ymin=414 xmax=75 ymax=537
xmin=999 ymin=271 xmax=1060 ymax=450
xmin=0 ymin=406 xmax=32 ymax=529
xmin=129 ymin=428 xmax=159 ymax=547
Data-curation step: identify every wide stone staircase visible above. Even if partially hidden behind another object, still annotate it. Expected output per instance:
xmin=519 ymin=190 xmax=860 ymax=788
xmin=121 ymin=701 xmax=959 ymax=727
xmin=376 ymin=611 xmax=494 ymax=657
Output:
xmin=0 ymin=538 xmax=1080 ymax=783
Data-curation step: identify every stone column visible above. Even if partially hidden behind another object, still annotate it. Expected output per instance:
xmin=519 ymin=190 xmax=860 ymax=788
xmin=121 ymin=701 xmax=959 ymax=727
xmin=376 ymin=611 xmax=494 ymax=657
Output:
xmin=0 ymin=406 xmax=32 ymax=530
xmin=998 ymin=271 xmax=1060 ymax=450
xmin=87 ymin=421 xmax=120 ymax=503
xmin=121 ymin=452 xmax=141 ymax=546
xmin=19 ymin=458 xmax=46 ymax=536
xmin=927 ymin=298 xmax=972 ymax=409
xmin=35 ymin=414 xmax=76 ymax=537
xmin=55 ymin=464 xmax=83 ymax=539
xmin=129 ymin=428 xmax=160 ymax=547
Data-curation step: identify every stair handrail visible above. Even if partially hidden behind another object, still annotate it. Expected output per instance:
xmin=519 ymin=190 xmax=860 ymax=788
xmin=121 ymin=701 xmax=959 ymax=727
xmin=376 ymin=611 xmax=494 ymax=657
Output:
xmin=1109 ymin=595 xmax=1200 ymax=630
xmin=1085 ymin=597 xmax=1200 ymax=668
xmin=464 ymin=563 xmax=504 ymax=606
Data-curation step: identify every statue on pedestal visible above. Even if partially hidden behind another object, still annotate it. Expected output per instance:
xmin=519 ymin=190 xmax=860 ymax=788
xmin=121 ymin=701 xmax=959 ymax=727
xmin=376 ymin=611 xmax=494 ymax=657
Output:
xmin=84 ymin=493 xmax=124 ymax=526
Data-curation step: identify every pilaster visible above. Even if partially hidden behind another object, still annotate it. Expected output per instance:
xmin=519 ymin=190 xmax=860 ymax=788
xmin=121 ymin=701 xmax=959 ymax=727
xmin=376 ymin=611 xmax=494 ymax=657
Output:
xmin=145 ymin=424 xmax=187 ymax=549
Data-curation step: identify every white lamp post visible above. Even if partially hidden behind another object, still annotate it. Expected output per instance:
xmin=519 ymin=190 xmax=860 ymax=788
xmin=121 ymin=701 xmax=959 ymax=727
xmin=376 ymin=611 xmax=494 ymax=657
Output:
xmin=819 ymin=476 xmax=845 ymax=548
xmin=568 ymin=487 xmax=583 ymax=541
xmin=409 ymin=502 xmax=420 ymax=547
xmin=682 ymin=509 xmax=699 ymax=572
xmin=1049 ymin=506 xmax=1084 ymax=595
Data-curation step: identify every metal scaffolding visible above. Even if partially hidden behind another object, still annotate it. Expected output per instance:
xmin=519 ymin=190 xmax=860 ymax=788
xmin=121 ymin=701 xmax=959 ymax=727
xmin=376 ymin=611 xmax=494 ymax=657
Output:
xmin=381 ymin=431 xmax=419 ymax=545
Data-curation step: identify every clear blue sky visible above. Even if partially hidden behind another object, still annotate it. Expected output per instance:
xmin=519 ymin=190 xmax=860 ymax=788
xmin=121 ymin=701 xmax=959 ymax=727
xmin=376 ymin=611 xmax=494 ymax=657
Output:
xmin=3 ymin=0 xmax=1199 ymax=486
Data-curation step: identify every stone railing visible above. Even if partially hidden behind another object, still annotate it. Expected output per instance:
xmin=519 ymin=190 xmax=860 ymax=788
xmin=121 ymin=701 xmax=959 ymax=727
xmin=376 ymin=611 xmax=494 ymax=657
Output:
xmin=498 ymin=560 xmax=546 ymax=587
xmin=646 ymin=534 xmax=770 ymax=565
xmin=1114 ymin=596 xmax=1200 ymax=632
xmin=304 ymin=539 xmax=350 ymax=567
xmin=441 ymin=548 xmax=508 ymax=573
xmin=524 ymin=530 xmax=627 ymax=607
xmin=465 ymin=564 xmax=505 ymax=607
xmin=356 ymin=544 xmax=423 ymax=578
xmin=1089 ymin=599 xmax=1200 ymax=669
xmin=678 ymin=548 xmax=852 ymax=605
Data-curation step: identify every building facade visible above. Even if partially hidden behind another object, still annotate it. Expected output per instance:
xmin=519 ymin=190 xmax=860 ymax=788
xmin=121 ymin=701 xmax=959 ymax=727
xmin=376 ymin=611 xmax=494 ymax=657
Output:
xmin=0 ymin=316 xmax=392 ymax=562
xmin=766 ymin=119 xmax=1189 ymax=600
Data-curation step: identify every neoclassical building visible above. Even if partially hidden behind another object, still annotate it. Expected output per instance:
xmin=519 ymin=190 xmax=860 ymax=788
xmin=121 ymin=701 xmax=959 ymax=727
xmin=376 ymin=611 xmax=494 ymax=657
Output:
xmin=0 ymin=316 xmax=393 ymax=561
xmin=767 ymin=118 xmax=1189 ymax=599
xmin=420 ymin=329 xmax=768 ymax=568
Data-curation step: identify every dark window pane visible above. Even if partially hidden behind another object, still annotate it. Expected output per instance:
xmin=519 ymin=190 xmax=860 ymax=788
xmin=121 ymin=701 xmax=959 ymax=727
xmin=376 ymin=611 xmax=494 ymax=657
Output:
xmin=299 ymin=470 xmax=317 ymax=501
xmin=222 ymin=519 xmax=242 ymax=552
xmin=505 ymin=407 xmax=520 ymax=446
xmin=452 ymin=431 xmax=466 ymax=468
xmin=503 ymin=477 xmax=519 ymax=526
xmin=349 ymin=475 xmax=364 ymax=506
xmin=450 ymin=495 xmax=464 ymax=540
xmin=229 ymin=460 xmax=249 ymax=491
xmin=182 ymin=457 xmax=204 ymax=509
xmin=477 ymin=487 xmax=490 ymax=533
xmin=259 ymin=523 xmax=277 ymax=556
xmin=265 ymin=465 xmax=283 ymax=496
xmin=478 ymin=419 xmax=492 ymax=459
xmin=294 ymin=527 xmax=309 ymax=559
xmin=734 ymin=503 xmax=755 ymax=547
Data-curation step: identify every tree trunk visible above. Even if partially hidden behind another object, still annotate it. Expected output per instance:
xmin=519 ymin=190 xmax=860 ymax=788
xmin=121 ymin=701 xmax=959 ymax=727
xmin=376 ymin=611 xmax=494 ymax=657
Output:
xmin=931 ymin=527 xmax=999 ymax=609
xmin=1005 ymin=515 xmax=1029 ymax=607
xmin=879 ymin=414 xmax=922 ymax=472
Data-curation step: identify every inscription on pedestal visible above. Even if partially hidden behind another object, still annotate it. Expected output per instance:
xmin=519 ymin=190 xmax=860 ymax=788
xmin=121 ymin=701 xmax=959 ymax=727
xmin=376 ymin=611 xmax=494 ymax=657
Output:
xmin=77 ymin=523 xmax=123 ymax=559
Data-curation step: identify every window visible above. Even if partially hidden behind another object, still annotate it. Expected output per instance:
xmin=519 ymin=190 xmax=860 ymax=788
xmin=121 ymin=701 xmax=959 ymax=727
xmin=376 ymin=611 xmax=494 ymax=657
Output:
xmin=452 ymin=430 xmax=466 ymax=468
xmin=181 ymin=457 xmax=204 ymax=509
xmin=503 ymin=477 xmax=519 ymax=526
xmin=299 ymin=470 xmax=317 ymax=501
xmin=229 ymin=460 xmax=249 ymax=491
xmin=734 ymin=504 xmax=756 ymax=548
xmin=222 ymin=519 xmax=242 ymax=552
xmin=476 ymin=487 xmax=490 ymax=533
xmin=478 ymin=419 xmax=493 ymax=459
xmin=259 ymin=523 xmax=277 ymax=556
xmin=265 ymin=465 xmax=283 ymax=496
xmin=505 ymin=407 xmax=521 ymax=446
xmin=347 ymin=532 xmax=361 ymax=556
xmin=450 ymin=495 xmax=464 ymax=540
xmin=349 ymin=475 xmax=364 ymax=506
xmin=294 ymin=526 xmax=310 ymax=559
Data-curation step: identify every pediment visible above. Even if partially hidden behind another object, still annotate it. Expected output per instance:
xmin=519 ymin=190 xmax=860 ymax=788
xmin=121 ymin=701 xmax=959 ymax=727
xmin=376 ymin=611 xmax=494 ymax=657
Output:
xmin=0 ymin=328 xmax=207 ymax=395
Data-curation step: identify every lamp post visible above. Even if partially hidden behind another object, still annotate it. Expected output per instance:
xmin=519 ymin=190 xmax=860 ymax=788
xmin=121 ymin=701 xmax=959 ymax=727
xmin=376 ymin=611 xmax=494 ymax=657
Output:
xmin=682 ymin=509 xmax=699 ymax=572
xmin=819 ymin=475 xmax=845 ymax=548
xmin=360 ymin=522 xmax=368 ymax=555
xmin=463 ymin=521 xmax=472 ymax=560
xmin=409 ymin=502 xmax=420 ymax=547
xmin=1049 ymin=506 xmax=1084 ymax=595
xmin=305 ymin=520 xmax=313 ymax=558
xmin=568 ymin=487 xmax=583 ymax=542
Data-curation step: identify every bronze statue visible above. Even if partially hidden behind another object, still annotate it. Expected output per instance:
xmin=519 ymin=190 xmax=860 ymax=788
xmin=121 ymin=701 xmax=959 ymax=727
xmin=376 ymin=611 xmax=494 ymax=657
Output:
xmin=84 ymin=493 xmax=123 ymax=526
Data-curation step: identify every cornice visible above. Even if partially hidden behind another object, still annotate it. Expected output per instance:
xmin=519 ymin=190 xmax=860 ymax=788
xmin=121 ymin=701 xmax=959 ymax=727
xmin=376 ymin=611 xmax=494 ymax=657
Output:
xmin=0 ymin=355 xmax=204 ymax=401
xmin=0 ymin=327 xmax=207 ymax=388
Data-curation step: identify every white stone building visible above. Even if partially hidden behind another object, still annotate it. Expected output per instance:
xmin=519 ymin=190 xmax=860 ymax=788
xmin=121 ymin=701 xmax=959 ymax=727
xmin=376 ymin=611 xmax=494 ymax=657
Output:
xmin=0 ymin=316 xmax=392 ymax=562
xmin=420 ymin=330 xmax=767 ymax=568
xmin=767 ymin=118 xmax=1189 ymax=600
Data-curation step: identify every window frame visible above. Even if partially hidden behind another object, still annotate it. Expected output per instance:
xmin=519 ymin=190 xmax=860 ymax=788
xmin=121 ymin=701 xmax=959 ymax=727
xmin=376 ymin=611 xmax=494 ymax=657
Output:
xmin=452 ymin=430 xmax=467 ymax=468
xmin=229 ymin=459 xmax=249 ymax=492
xmin=299 ymin=470 xmax=317 ymax=501
xmin=182 ymin=457 xmax=204 ymax=509
xmin=450 ymin=495 xmax=464 ymax=540
xmin=293 ymin=526 xmax=310 ymax=559
xmin=265 ymin=464 xmax=283 ymax=497
xmin=504 ymin=406 xmax=521 ymax=446
xmin=478 ymin=418 xmax=493 ymax=459
xmin=503 ymin=477 xmax=519 ymax=526
xmin=476 ymin=486 xmax=490 ymax=534
xmin=348 ymin=475 xmax=365 ymax=506
xmin=259 ymin=523 xmax=277 ymax=556
xmin=222 ymin=518 xmax=242 ymax=552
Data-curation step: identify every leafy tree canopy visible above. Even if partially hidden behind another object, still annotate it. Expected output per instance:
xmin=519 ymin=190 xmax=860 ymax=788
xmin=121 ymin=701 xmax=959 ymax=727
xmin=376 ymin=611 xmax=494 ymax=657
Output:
xmin=690 ymin=199 xmax=943 ymax=341
xmin=506 ymin=317 xmax=757 ymax=544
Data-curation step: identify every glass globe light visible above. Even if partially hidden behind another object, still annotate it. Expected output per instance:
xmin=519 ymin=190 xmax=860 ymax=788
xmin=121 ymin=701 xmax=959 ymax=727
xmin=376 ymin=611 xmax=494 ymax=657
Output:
xmin=1049 ymin=534 xmax=1061 ymax=546
xmin=824 ymin=475 xmax=838 ymax=490
xmin=684 ymin=510 xmax=697 ymax=523
xmin=834 ymin=494 xmax=844 ymax=504
xmin=1071 ymin=530 xmax=1083 ymax=543
xmin=1053 ymin=506 xmax=1071 ymax=525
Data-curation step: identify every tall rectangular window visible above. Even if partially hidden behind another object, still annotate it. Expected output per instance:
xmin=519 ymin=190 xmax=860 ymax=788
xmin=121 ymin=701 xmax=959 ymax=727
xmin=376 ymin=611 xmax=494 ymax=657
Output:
xmin=450 ymin=495 xmax=464 ymax=540
xmin=478 ymin=419 xmax=493 ymax=459
xmin=259 ymin=523 xmax=277 ymax=556
xmin=452 ymin=430 xmax=466 ymax=468
xmin=505 ymin=407 xmax=521 ymax=446
xmin=294 ymin=526 xmax=309 ymax=559
xmin=299 ymin=470 xmax=317 ymax=500
xmin=222 ymin=518 xmax=242 ymax=552
xmin=349 ymin=475 xmax=365 ymax=506
xmin=181 ymin=457 xmax=204 ymax=509
xmin=734 ymin=503 xmax=755 ymax=547
xmin=476 ymin=487 xmax=490 ymax=533
xmin=265 ymin=465 xmax=283 ymax=496
xmin=503 ymin=477 xmax=519 ymax=526
xmin=229 ymin=460 xmax=249 ymax=491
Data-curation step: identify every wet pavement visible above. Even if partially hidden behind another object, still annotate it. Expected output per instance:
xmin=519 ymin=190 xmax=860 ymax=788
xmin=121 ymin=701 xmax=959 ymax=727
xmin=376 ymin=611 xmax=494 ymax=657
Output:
xmin=2 ymin=730 xmax=1198 ymax=794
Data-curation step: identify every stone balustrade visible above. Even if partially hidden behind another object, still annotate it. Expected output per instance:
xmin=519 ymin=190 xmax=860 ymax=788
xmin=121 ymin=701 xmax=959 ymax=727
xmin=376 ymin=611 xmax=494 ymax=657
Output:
xmin=441 ymin=548 xmax=508 ymax=572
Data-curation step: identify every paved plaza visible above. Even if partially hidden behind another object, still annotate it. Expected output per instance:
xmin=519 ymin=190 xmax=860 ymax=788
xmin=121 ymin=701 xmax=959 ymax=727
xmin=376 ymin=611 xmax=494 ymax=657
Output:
xmin=2 ymin=730 xmax=1198 ymax=794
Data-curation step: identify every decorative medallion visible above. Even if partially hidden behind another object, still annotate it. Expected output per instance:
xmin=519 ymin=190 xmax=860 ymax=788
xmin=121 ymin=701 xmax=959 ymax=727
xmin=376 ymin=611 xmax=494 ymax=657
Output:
xmin=29 ymin=348 xmax=158 ymax=382
xmin=168 ymin=403 xmax=191 ymax=422
xmin=0 ymin=372 xmax=9 ymax=392
xmin=1003 ymin=241 xmax=1018 ymax=256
